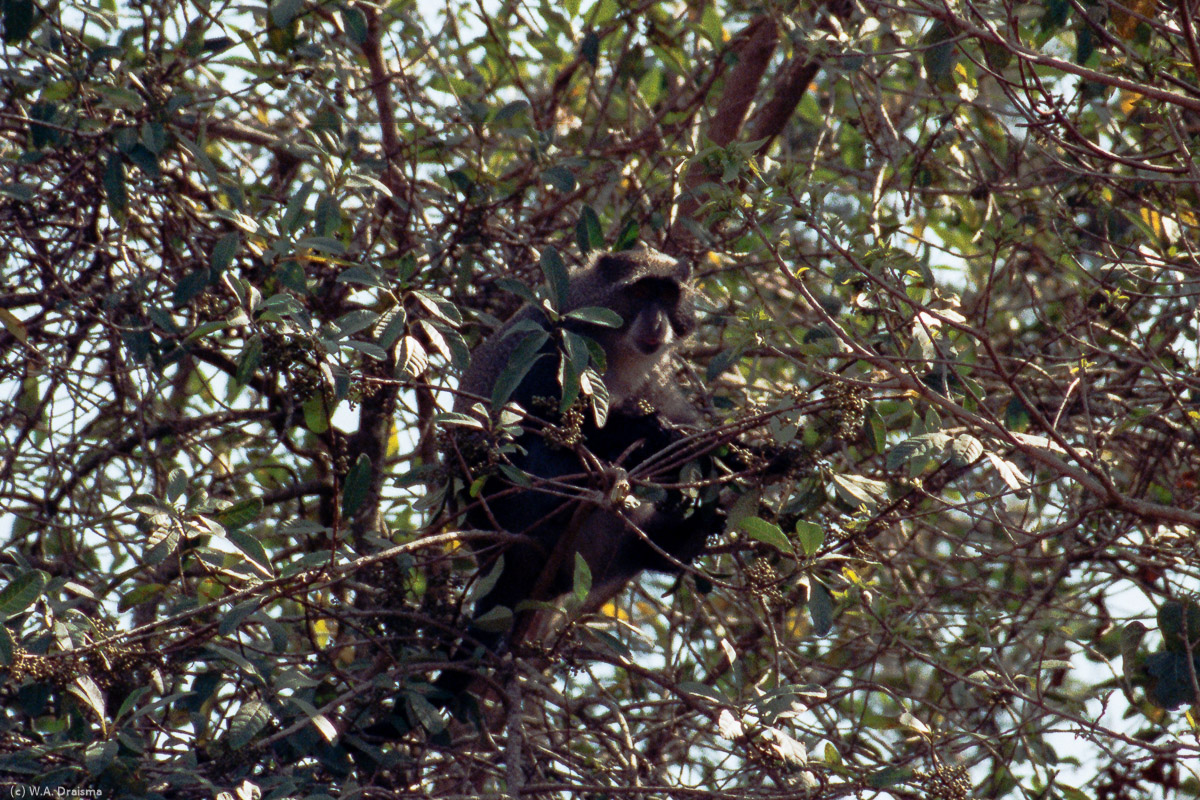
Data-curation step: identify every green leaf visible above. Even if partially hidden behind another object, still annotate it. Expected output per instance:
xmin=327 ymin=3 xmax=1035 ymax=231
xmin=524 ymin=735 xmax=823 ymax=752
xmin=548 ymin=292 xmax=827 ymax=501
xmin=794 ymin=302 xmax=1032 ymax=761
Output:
xmin=472 ymin=605 xmax=514 ymax=633
xmin=174 ymin=270 xmax=209 ymax=306
xmin=166 ymin=468 xmax=188 ymax=503
xmin=809 ymin=581 xmax=834 ymax=635
xmin=68 ymin=676 xmax=106 ymax=722
xmin=1158 ymin=599 xmax=1200 ymax=653
xmin=495 ymin=278 xmax=538 ymax=304
xmin=334 ymin=309 xmax=380 ymax=338
xmin=540 ymin=247 xmax=570 ymax=310
xmin=270 ymin=0 xmax=303 ymax=28
xmin=342 ymin=6 xmax=368 ymax=45
xmin=235 ymin=335 xmax=263 ymax=386
xmin=217 ymin=497 xmax=263 ymax=531
xmin=564 ymin=306 xmax=622 ymax=327
xmin=0 ymin=570 xmax=48 ymax=617
xmin=705 ymin=347 xmax=743 ymax=382
xmin=302 ymin=393 xmax=331 ymax=433
xmin=492 ymin=331 xmax=550 ymax=408
xmin=1005 ymin=396 xmax=1031 ymax=432
xmin=342 ymin=453 xmax=373 ymax=516
xmin=572 ymin=553 xmax=593 ymax=605
xmin=921 ymin=21 xmax=957 ymax=87
xmin=0 ymin=627 xmax=14 ymax=666
xmin=227 ymin=531 xmax=273 ymax=577
xmin=949 ymin=434 xmax=983 ymax=467
xmin=126 ymin=493 xmax=172 ymax=515
xmin=886 ymin=432 xmax=950 ymax=471
xmin=218 ymin=600 xmax=260 ymax=636
xmin=580 ymin=31 xmax=600 ymax=66
xmin=2 ymin=0 xmax=37 ymax=44
xmin=210 ymin=232 xmax=239 ymax=276
xmin=678 ymin=682 xmax=726 ymax=704
xmin=0 ymin=308 xmax=28 ymax=344
xmin=103 ymin=151 xmax=128 ymax=216
xmin=613 ymin=220 xmax=639 ymax=251
xmin=830 ymin=473 xmax=888 ymax=510
xmin=867 ymin=766 xmax=914 ymax=789
xmin=227 ymin=699 xmax=271 ymax=748
xmin=795 ymin=521 xmax=824 ymax=557
xmin=118 ymin=584 xmax=167 ymax=613
xmin=739 ymin=517 xmax=794 ymax=556
xmin=1144 ymin=649 xmax=1200 ymax=709
xmin=575 ymin=205 xmax=604 ymax=255
xmin=337 ymin=265 xmax=386 ymax=288
xmin=406 ymin=691 xmax=446 ymax=734
xmin=542 ymin=165 xmax=576 ymax=192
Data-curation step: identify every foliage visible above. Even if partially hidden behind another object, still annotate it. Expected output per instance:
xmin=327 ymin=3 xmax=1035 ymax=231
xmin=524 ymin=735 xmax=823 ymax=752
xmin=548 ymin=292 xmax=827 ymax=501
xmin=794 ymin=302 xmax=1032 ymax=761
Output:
xmin=1 ymin=0 xmax=1200 ymax=797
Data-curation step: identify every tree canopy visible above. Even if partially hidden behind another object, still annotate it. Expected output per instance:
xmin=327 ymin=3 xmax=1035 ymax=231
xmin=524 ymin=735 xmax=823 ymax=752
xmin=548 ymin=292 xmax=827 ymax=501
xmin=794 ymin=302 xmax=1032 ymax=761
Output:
xmin=2 ymin=0 xmax=1200 ymax=797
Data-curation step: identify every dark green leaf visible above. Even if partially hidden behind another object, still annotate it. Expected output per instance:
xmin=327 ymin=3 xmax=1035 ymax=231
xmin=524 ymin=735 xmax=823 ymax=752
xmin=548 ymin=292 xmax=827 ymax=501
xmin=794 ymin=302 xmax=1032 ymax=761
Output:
xmin=922 ymin=21 xmax=957 ymax=86
xmin=0 ymin=627 xmax=14 ymax=666
xmin=166 ymin=468 xmax=188 ymax=502
xmin=493 ymin=279 xmax=537 ymax=306
xmin=218 ymin=600 xmax=260 ymax=636
xmin=739 ymin=517 xmax=794 ymax=555
xmin=342 ymin=6 xmax=368 ymax=45
xmin=118 ymin=584 xmax=166 ymax=613
xmin=337 ymin=266 xmax=386 ymax=288
xmin=378 ymin=308 xmax=407 ymax=349
xmin=1039 ymin=0 xmax=1070 ymax=33
xmin=705 ymin=347 xmax=743 ymax=382
xmin=1005 ymin=396 xmax=1031 ymax=432
xmin=542 ymin=165 xmax=576 ymax=192
xmin=795 ymin=521 xmax=824 ymax=557
xmin=210 ymin=232 xmax=240 ymax=276
xmin=580 ymin=30 xmax=600 ymax=67
xmin=564 ymin=306 xmax=622 ymax=327
xmin=809 ymin=581 xmax=834 ymax=635
xmin=227 ymin=699 xmax=271 ymax=749
xmin=614 ymin=220 xmax=639 ymax=251
xmin=406 ymin=692 xmax=446 ymax=734
xmin=0 ymin=570 xmax=48 ymax=617
xmin=103 ymin=151 xmax=127 ymax=216
xmin=270 ymin=0 xmax=302 ymax=28
xmin=492 ymin=331 xmax=550 ymax=408
xmin=1157 ymin=599 xmax=1200 ymax=653
xmin=235 ymin=335 xmax=263 ymax=386
xmin=2 ymin=0 xmax=37 ymax=44
xmin=1144 ymin=650 xmax=1200 ymax=709
xmin=334 ymin=309 xmax=380 ymax=338
xmin=576 ymin=205 xmax=604 ymax=255
xmin=217 ymin=497 xmax=263 ymax=531
xmin=342 ymin=453 xmax=373 ymax=516
xmin=867 ymin=767 xmax=914 ymax=789
xmin=540 ymin=247 xmax=570 ymax=310
xmin=572 ymin=553 xmax=593 ymax=605
xmin=173 ymin=270 xmax=209 ymax=306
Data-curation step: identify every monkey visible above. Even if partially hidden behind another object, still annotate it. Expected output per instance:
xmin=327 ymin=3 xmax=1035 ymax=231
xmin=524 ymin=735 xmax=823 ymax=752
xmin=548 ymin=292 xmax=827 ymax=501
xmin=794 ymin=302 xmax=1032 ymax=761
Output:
xmin=438 ymin=246 xmax=724 ymax=694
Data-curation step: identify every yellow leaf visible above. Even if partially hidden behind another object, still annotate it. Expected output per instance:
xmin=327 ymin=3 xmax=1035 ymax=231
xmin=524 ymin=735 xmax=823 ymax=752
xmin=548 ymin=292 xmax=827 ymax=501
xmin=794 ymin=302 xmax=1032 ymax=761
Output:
xmin=0 ymin=308 xmax=27 ymax=343
xmin=600 ymin=601 xmax=631 ymax=621
xmin=1112 ymin=0 xmax=1157 ymax=40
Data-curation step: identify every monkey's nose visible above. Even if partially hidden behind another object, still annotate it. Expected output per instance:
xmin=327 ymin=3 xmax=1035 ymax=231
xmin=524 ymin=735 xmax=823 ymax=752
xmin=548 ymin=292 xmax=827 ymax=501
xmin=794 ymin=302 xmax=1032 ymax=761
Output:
xmin=635 ymin=316 xmax=668 ymax=353
xmin=636 ymin=332 xmax=666 ymax=354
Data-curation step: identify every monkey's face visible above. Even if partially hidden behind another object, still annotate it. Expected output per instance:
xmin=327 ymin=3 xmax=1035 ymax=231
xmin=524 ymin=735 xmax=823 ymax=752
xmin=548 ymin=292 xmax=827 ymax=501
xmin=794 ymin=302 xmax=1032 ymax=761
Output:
xmin=595 ymin=276 xmax=695 ymax=405
xmin=614 ymin=276 xmax=693 ymax=349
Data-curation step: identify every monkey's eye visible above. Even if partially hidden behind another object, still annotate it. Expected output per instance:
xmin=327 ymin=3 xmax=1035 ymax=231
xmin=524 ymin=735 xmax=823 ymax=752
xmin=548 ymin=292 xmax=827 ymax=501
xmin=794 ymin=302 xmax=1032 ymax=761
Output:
xmin=628 ymin=278 xmax=680 ymax=304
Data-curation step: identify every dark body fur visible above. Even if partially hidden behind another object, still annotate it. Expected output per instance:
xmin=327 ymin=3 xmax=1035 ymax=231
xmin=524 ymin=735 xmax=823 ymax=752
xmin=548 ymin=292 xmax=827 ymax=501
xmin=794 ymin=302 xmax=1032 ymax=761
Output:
xmin=447 ymin=248 xmax=721 ymax=667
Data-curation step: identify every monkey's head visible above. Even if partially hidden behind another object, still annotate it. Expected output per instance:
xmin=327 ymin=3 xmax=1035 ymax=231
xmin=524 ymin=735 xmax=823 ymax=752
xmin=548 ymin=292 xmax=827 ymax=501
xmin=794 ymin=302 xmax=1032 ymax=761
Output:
xmin=569 ymin=248 xmax=696 ymax=405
